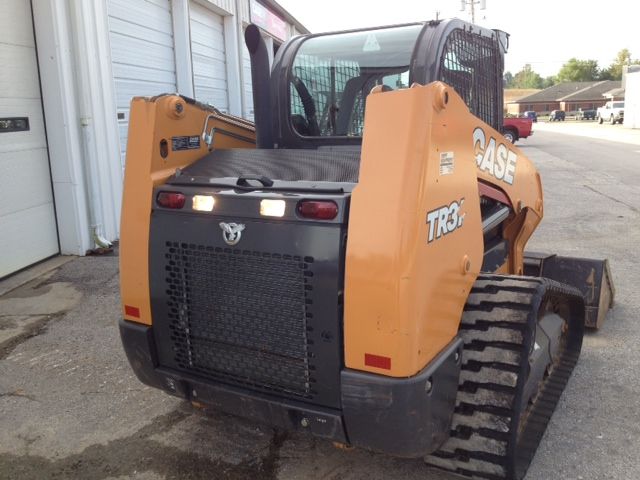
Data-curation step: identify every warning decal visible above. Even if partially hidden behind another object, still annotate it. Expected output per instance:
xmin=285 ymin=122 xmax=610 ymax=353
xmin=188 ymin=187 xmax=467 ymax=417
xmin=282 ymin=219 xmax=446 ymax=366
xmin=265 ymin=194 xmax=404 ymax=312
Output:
xmin=439 ymin=152 xmax=455 ymax=175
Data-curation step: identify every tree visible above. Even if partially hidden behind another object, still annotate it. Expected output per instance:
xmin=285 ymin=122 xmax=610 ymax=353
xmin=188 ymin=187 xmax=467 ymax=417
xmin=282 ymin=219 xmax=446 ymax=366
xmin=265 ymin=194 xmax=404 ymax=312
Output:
xmin=599 ymin=68 xmax=614 ymax=80
xmin=503 ymin=71 xmax=514 ymax=88
xmin=556 ymin=58 xmax=600 ymax=82
xmin=542 ymin=76 xmax=556 ymax=88
xmin=512 ymin=64 xmax=543 ymax=89
xmin=602 ymin=49 xmax=640 ymax=80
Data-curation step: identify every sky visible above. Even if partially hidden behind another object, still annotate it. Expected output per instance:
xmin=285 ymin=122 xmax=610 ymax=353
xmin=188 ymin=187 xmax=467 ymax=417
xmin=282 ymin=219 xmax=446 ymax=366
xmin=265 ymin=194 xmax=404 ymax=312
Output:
xmin=276 ymin=0 xmax=640 ymax=78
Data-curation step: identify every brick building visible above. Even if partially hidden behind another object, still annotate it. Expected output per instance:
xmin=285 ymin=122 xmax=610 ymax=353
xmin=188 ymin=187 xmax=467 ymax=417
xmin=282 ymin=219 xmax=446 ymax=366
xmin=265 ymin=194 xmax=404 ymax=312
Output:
xmin=506 ymin=80 xmax=622 ymax=115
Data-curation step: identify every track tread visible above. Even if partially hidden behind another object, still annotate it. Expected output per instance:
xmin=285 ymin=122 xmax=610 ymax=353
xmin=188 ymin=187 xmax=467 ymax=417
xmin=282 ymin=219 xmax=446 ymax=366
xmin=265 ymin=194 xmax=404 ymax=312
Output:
xmin=425 ymin=274 xmax=585 ymax=480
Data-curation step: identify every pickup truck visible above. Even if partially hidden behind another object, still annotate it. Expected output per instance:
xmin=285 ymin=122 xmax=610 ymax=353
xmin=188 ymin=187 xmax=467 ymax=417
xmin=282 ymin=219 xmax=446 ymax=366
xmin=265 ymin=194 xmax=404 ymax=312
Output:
xmin=597 ymin=101 xmax=624 ymax=124
xmin=502 ymin=117 xmax=533 ymax=143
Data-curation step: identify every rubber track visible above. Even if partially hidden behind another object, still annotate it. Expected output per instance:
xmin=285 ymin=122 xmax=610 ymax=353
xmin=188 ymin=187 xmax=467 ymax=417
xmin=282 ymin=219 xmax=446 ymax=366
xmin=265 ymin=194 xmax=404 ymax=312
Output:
xmin=425 ymin=274 xmax=584 ymax=480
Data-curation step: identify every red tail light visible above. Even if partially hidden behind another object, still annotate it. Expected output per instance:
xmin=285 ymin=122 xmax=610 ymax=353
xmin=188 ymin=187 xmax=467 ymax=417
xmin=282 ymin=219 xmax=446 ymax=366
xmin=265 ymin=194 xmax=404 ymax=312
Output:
xmin=157 ymin=191 xmax=185 ymax=209
xmin=297 ymin=200 xmax=338 ymax=220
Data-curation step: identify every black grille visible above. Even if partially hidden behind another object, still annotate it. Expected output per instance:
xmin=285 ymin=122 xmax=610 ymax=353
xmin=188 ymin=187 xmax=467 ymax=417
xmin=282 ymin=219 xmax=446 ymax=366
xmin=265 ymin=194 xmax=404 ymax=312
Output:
xmin=163 ymin=241 xmax=316 ymax=399
xmin=439 ymin=28 xmax=503 ymax=131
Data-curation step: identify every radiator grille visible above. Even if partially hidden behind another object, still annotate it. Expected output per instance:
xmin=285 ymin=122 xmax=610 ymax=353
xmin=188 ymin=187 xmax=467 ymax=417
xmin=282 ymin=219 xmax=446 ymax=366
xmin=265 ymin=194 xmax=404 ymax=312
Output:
xmin=163 ymin=241 xmax=316 ymax=399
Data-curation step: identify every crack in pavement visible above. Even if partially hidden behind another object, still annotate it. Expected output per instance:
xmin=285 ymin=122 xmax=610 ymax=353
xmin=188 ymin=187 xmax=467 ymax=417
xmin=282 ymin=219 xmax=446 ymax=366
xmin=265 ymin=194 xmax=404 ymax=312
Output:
xmin=0 ymin=313 xmax=62 ymax=361
xmin=0 ymin=409 xmax=288 ymax=480
xmin=582 ymin=184 xmax=639 ymax=214
xmin=0 ymin=389 xmax=37 ymax=402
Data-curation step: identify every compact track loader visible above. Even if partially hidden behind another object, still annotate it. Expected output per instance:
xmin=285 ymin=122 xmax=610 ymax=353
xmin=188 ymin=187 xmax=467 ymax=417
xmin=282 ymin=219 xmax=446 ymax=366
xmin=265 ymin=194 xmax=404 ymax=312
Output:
xmin=119 ymin=19 xmax=614 ymax=479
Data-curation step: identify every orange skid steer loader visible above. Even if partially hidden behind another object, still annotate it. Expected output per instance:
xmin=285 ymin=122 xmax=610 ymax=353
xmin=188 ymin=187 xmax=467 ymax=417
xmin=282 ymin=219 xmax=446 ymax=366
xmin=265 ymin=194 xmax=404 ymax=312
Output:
xmin=119 ymin=19 xmax=614 ymax=479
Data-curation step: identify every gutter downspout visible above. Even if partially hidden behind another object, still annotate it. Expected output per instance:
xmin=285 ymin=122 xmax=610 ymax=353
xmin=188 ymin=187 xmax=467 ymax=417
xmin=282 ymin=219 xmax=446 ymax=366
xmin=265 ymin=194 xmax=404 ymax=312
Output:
xmin=70 ymin=0 xmax=111 ymax=249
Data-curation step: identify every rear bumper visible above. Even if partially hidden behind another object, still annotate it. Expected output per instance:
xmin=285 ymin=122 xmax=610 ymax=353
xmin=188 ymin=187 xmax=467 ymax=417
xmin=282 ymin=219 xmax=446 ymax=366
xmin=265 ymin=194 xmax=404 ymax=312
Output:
xmin=119 ymin=319 xmax=462 ymax=457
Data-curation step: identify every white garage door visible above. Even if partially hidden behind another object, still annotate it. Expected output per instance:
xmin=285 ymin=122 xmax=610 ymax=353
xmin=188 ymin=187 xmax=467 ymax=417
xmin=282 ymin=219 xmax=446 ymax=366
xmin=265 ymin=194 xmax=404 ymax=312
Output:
xmin=190 ymin=2 xmax=229 ymax=112
xmin=242 ymin=42 xmax=254 ymax=120
xmin=108 ymin=0 xmax=177 ymax=165
xmin=0 ymin=0 xmax=58 ymax=278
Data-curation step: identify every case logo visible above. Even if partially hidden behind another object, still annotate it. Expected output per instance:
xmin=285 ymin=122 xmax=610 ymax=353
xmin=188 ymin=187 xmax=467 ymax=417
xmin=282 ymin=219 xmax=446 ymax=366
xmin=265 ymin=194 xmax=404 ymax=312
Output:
xmin=219 ymin=222 xmax=245 ymax=246
xmin=473 ymin=127 xmax=517 ymax=185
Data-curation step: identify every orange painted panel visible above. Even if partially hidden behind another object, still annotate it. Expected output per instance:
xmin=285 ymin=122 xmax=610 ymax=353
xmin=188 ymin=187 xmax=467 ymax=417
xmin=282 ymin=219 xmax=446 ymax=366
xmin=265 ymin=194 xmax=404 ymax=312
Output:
xmin=344 ymin=82 xmax=542 ymax=377
xmin=119 ymin=96 xmax=255 ymax=325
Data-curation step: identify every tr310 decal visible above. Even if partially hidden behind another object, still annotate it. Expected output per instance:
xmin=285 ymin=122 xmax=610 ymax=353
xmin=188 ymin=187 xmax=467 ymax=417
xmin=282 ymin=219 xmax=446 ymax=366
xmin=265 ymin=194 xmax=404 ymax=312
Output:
xmin=426 ymin=199 xmax=465 ymax=243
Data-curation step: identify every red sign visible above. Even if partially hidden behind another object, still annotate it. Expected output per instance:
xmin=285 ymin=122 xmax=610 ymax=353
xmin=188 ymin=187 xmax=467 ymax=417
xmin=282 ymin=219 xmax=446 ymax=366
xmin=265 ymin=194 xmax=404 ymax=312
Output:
xmin=250 ymin=0 xmax=288 ymax=41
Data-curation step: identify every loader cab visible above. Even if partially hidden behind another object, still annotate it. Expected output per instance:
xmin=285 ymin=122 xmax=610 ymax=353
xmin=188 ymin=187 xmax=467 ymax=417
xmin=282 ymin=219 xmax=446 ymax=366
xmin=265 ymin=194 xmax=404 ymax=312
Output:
xmin=253 ymin=19 xmax=508 ymax=150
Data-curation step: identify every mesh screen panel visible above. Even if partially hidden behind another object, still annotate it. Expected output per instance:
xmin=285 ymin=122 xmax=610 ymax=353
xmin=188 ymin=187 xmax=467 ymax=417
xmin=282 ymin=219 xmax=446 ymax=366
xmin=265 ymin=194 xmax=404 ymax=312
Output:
xmin=439 ymin=28 xmax=503 ymax=130
xmin=164 ymin=241 xmax=317 ymax=399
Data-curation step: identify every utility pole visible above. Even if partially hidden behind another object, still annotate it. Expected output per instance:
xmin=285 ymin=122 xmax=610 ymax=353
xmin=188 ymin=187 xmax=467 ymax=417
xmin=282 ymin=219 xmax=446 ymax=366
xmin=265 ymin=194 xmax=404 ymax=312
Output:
xmin=460 ymin=0 xmax=486 ymax=24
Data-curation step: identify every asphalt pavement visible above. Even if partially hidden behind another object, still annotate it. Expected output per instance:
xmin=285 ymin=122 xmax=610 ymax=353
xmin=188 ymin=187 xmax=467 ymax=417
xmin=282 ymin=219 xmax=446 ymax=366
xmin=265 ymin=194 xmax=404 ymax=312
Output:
xmin=0 ymin=127 xmax=639 ymax=480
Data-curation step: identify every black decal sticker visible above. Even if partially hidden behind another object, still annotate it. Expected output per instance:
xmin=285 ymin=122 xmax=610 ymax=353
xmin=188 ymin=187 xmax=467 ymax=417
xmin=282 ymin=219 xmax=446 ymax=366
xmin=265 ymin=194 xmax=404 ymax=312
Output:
xmin=172 ymin=135 xmax=201 ymax=151
xmin=0 ymin=117 xmax=29 ymax=133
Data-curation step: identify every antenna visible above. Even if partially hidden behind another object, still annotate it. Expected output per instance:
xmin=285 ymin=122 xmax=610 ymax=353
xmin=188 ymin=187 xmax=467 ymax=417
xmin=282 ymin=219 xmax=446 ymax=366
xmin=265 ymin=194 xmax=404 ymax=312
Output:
xmin=460 ymin=0 xmax=486 ymax=23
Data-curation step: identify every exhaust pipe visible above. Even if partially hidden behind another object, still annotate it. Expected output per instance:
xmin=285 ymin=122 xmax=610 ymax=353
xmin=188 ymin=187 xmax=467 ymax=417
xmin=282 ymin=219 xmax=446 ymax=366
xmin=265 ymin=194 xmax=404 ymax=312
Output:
xmin=244 ymin=24 xmax=273 ymax=149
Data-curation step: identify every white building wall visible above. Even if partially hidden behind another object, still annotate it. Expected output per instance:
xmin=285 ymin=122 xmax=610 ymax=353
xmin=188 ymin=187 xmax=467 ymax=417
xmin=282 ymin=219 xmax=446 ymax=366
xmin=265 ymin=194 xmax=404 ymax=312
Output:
xmin=32 ymin=0 xmax=90 ymax=256
xmin=33 ymin=0 xmax=123 ymax=257
xmin=202 ymin=0 xmax=237 ymax=15
xmin=69 ymin=0 xmax=123 ymax=244
xmin=238 ymin=0 xmax=251 ymax=23
xmin=623 ymin=71 xmax=640 ymax=129
xmin=22 ymin=0 xmax=306 ymax=270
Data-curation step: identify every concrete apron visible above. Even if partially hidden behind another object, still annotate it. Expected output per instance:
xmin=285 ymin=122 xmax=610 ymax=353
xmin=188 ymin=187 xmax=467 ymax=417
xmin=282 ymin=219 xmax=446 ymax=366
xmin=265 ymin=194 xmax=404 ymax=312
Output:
xmin=0 ymin=265 xmax=82 ymax=362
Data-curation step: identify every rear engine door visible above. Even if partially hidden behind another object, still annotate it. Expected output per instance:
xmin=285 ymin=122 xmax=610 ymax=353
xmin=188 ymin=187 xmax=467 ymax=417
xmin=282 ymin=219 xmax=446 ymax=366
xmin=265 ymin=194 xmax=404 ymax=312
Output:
xmin=149 ymin=183 xmax=348 ymax=409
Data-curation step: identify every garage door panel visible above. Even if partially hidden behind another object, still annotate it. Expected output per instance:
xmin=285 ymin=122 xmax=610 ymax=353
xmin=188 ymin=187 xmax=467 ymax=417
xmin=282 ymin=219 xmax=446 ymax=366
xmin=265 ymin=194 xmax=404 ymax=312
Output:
xmin=0 ymin=44 xmax=41 ymax=99
xmin=107 ymin=17 xmax=174 ymax=49
xmin=189 ymin=4 xmax=223 ymax=27
xmin=0 ymin=98 xmax=48 ymax=154
xmin=242 ymin=43 xmax=254 ymax=120
xmin=190 ymin=88 xmax=228 ymax=108
xmin=0 ymin=204 xmax=58 ymax=278
xmin=192 ymin=59 xmax=227 ymax=78
xmin=0 ymin=0 xmax=58 ymax=277
xmin=108 ymin=0 xmax=177 ymax=167
xmin=190 ymin=24 xmax=224 ymax=45
xmin=108 ymin=0 xmax=173 ymax=34
xmin=114 ymin=80 xmax=177 ymax=109
xmin=189 ymin=2 xmax=228 ymax=113
xmin=117 ymin=124 xmax=128 ymax=159
xmin=192 ymin=74 xmax=227 ymax=89
xmin=0 ymin=0 xmax=34 ymax=47
xmin=191 ymin=20 xmax=224 ymax=37
xmin=191 ymin=44 xmax=226 ymax=62
xmin=111 ymin=63 xmax=177 ymax=88
xmin=0 ymin=148 xmax=52 ymax=217
xmin=109 ymin=34 xmax=176 ymax=72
